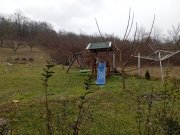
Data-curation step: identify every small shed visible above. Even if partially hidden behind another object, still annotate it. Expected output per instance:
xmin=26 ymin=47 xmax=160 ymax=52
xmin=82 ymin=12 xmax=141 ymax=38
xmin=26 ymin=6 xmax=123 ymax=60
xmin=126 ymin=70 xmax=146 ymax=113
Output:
xmin=86 ymin=41 xmax=113 ymax=76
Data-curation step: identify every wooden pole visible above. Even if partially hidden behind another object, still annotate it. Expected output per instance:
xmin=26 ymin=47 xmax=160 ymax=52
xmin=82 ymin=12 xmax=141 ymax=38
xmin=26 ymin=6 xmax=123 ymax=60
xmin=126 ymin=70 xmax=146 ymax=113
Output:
xmin=66 ymin=57 xmax=76 ymax=73
xmin=159 ymin=51 xmax=164 ymax=83
xmin=113 ymin=53 xmax=116 ymax=69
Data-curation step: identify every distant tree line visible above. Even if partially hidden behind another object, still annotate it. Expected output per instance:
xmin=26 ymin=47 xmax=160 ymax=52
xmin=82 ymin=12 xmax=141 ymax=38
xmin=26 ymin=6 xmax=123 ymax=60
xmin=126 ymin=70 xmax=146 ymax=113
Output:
xmin=0 ymin=12 xmax=180 ymax=65
xmin=0 ymin=11 xmax=58 ymax=53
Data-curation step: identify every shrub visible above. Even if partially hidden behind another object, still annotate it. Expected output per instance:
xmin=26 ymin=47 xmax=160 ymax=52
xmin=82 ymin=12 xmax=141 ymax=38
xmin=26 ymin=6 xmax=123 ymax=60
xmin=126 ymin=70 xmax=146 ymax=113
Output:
xmin=29 ymin=57 xmax=34 ymax=62
xmin=22 ymin=58 xmax=26 ymax=61
xmin=14 ymin=57 xmax=20 ymax=61
xmin=145 ymin=70 xmax=151 ymax=80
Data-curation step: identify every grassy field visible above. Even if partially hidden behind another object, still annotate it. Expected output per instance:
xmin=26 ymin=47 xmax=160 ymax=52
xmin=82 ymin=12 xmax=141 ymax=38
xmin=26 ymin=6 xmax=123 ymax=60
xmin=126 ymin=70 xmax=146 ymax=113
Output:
xmin=0 ymin=47 xmax=179 ymax=135
xmin=125 ymin=65 xmax=180 ymax=79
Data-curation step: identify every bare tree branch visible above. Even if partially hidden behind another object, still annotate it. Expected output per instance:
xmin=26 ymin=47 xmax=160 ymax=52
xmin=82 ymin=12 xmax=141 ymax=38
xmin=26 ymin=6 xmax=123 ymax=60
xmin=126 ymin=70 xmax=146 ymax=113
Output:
xmin=120 ymin=8 xmax=132 ymax=49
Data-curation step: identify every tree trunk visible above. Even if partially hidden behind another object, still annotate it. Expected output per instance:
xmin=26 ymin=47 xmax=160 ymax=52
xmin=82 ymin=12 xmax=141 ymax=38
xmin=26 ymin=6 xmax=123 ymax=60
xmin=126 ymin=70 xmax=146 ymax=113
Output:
xmin=122 ymin=71 xmax=126 ymax=90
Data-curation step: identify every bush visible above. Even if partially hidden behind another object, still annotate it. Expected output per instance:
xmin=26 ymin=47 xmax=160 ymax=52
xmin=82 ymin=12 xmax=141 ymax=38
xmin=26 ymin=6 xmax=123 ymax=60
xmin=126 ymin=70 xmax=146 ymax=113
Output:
xmin=29 ymin=57 xmax=34 ymax=62
xmin=145 ymin=70 xmax=151 ymax=80
xmin=14 ymin=57 xmax=20 ymax=61
xmin=22 ymin=58 xmax=26 ymax=61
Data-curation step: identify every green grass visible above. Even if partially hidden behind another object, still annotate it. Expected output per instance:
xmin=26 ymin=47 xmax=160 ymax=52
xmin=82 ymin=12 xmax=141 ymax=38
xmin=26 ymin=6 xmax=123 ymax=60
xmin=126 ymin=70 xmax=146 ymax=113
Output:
xmin=0 ymin=47 xmax=179 ymax=135
xmin=0 ymin=64 xmax=88 ymax=103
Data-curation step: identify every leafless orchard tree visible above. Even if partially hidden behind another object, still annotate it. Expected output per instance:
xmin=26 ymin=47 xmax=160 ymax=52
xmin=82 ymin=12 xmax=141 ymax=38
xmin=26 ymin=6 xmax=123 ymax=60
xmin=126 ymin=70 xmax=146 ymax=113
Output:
xmin=0 ymin=15 xmax=8 ymax=47
xmin=96 ymin=9 xmax=155 ymax=90
xmin=136 ymin=26 xmax=148 ymax=42
xmin=3 ymin=12 xmax=27 ymax=52
xmin=168 ymin=24 xmax=180 ymax=47
xmin=153 ymin=26 xmax=162 ymax=45
xmin=0 ymin=12 xmax=41 ymax=52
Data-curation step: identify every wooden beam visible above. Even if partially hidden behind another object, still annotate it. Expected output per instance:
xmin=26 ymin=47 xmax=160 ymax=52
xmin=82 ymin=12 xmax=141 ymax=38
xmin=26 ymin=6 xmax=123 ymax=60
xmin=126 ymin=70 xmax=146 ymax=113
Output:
xmin=66 ymin=56 xmax=76 ymax=73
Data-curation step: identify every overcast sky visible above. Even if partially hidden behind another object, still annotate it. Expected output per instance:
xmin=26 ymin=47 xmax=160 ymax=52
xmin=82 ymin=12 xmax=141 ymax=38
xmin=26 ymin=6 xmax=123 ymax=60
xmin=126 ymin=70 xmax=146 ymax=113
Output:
xmin=0 ymin=0 xmax=179 ymax=37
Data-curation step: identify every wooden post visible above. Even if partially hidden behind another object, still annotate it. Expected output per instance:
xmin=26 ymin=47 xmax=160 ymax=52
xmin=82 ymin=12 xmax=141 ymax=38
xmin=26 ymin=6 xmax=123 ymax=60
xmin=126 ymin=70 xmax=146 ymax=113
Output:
xmin=159 ymin=51 xmax=164 ymax=83
xmin=113 ymin=53 xmax=116 ymax=70
xmin=138 ymin=53 xmax=141 ymax=76
xmin=66 ymin=56 xmax=76 ymax=73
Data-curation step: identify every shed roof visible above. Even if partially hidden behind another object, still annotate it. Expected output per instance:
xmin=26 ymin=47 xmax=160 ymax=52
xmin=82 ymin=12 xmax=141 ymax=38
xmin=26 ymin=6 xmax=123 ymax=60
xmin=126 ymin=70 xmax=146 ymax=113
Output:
xmin=86 ymin=41 xmax=112 ymax=50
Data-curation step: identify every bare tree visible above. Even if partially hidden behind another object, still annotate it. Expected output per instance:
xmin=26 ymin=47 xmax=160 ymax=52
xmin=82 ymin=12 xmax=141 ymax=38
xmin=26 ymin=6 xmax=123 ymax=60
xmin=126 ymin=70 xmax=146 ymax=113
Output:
xmin=96 ymin=8 xmax=136 ymax=90
xmin=4 ymin=12 xmax=27 ymax=52
xmin=6 ymin=40 xmax=25 ymax=52
xmin=26 ymin=21 xmax=39 ymax=52
xmin=153 ymin=26 xmax=162 ymax=45
xmin=136 ymin=26 xmax=147 ymax=42
xmin=168 ymin=24 xmax=180 ymax=46
xmin=96 ymin=9 xmax=155 ymax=90
xmin=0 ymin=15 xmax=6 ymax=46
